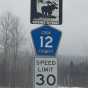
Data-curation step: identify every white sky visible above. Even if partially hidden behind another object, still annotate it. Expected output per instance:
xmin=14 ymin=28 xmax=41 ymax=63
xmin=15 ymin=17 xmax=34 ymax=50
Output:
xmin=0 ymin=0 xmax=88 ymax=56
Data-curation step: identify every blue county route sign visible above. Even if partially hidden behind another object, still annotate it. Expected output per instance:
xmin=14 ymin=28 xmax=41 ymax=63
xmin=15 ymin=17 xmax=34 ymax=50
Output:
xmin=31 ymin=25 xmax=62 ymax=56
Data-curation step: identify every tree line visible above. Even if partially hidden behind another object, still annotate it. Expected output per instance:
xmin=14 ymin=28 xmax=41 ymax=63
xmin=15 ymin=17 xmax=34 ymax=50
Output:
xmin=58 ymin=56 xmax=88 ymax=87
xmin=0 ymin=12 xmax=32 ymax=88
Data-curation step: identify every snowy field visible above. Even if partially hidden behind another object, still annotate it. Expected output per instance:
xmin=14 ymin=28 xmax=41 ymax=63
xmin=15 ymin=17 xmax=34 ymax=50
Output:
xmin=58 ymin=87 xmax=82 ymax=88
xmin=0 ymin=87 xmax=83 ymax=88
xmin=0 ymin=87 xmax=22 ymax=88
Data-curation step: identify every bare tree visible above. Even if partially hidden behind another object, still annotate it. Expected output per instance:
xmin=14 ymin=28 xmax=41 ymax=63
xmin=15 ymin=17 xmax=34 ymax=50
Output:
xmin=0 ymin=12 xmax=13 ymax=86
xmin=0 ymin=12 xmax=25 ymax=87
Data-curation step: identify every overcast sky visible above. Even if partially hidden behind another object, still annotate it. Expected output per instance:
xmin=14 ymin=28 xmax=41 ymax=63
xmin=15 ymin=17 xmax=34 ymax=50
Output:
xmin=0 ymin=0 xmax=88 ymax=56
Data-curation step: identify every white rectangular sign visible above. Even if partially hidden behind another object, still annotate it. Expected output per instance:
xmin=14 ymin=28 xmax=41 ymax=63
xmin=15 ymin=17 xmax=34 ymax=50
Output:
xmin=31 ymin=0 xmax=62 ymax=25
xmin=33 ymin=57 xmax=57 ymax=88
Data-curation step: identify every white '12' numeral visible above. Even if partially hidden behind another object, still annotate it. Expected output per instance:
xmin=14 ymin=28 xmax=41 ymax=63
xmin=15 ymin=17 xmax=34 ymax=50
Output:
xmin=40 ymin=36 xmax=53 ymax=48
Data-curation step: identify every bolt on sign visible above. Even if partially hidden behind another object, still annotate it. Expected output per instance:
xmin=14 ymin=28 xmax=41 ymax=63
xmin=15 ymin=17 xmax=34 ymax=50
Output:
xmin=31 ymin=26 xmax=62 ymax=88
xmin=31 ymin=0 xmax=62 ymax=25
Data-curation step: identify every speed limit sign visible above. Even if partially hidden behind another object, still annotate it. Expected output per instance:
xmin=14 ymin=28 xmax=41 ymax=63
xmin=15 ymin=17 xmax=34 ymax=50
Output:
xmin=34 ymin=57 xmax=57 ymax=88
xmin=31 ymin=26 xmax=62 ymax=88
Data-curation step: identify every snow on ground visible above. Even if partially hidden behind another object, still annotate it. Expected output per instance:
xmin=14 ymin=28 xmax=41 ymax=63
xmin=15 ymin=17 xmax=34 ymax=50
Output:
xmin=0 ymin=86 xmax=81 ymax=88
xmin=58 ymin=86 xmax=81 ymax=88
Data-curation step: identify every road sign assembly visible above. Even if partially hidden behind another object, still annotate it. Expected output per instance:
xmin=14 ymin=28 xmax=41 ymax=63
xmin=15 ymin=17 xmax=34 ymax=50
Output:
xmin=31 ymin=25 xmax=62 ymax=88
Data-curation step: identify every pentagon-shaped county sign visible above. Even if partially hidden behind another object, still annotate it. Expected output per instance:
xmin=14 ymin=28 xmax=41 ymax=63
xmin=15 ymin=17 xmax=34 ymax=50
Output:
xmin=31 ymin=26 xmax=62 ymax=56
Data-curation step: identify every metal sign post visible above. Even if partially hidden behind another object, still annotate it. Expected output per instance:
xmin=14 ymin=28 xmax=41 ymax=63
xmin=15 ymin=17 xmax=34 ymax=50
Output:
xmin=31 ymin=25 xmax=62 ymax=88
